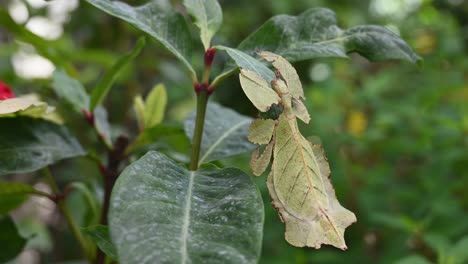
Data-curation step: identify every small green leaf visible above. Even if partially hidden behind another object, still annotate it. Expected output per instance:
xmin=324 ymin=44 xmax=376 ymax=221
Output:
xmin=70 ymin=182 xmax=100 ymax=225
xmin=0 ymin=180 xmax=44 ymax=214
xmin=0 ymin=117 xmax=85 ymax=176
xmin=94 ymin=106 xmax=113 ymax=148
xmin=0 ymin=216 xmax=27 ymax=263
xmin=90 ymin=37 xmax=146 ymax=111
xmin=84 ymin=0 xmax=196 ymax=81
xmin=214 ymin=46 xmax=275 ymax=82
xmin=143 ymin=83 xmax=167 ymax=129
xmin=126 ymin=124 xmax=185 ymax=154
xmin=82 ymin=225 xmax=117 ymax=260
xmin=184 ymin=102 xmax=255 ymax=164
xmin=183 ymin=0 xmax=223 ymax=50
xmin=133 ymin=95 xmax=145 ymax=131
xmin=109 ymin=151 xmax=264 ymax=264
xmin=52 ymin=69 xmax=90 ymax=112
xmin=238 ymin=8 xmax=421 ymax=64
xmin=248 ymin=119 xmax=275 ymax=145
xmin=239 ymin=69 xmax=280 ymax=112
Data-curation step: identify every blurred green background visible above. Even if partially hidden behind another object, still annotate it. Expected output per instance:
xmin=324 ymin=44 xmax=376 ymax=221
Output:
xmin=0 ymin=0 xmax=467 ymax=263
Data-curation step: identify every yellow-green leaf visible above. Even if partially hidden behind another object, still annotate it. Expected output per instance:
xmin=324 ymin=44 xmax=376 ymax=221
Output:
xmin=143 ymin=83 xmax=167 ymax=129
xmin=248 ymin=118 xmax=275 ymax=145
xmin=133 ymin=95 xmax=145 ymax=131
xmin=239 ymin=69 xmax=279 ymax=112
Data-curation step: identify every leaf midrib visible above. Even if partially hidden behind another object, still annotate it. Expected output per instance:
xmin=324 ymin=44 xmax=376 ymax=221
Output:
xmin=180 ymin=171 xmax=195 ymax=264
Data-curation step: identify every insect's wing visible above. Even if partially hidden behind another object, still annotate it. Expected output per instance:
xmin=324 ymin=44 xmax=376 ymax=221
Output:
xmin=239 ymin=69 xmax=280 ymax=112
xmin=258 ymin=51 xmax=304 ymax=100
xmin=292 ymin=98 xmax=311 ymax=124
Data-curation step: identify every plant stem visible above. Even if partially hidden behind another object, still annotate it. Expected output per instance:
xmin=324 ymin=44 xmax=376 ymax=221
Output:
xmin=189 ymin=90 xmax=209 ymax=171
xmin=42 ymin=168 xmax=93 ymax=262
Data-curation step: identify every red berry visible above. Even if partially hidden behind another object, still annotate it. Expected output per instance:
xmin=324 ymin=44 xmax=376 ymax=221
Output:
xmin=0 ymin=81 xmax=15 ymax=100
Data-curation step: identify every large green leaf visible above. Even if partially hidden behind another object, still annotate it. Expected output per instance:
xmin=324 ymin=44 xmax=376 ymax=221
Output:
xmin=0 ymin=216 xmax=27 ymax=263
xmin=0 ymin=180 xmax=45 ymax=214
xmin=183 ymin=0 xmax=223 ymax=50
xmin=84 ymin=0 xmax=196 ymax=80
xmin=82 ymin=225 xmax=117 ymax=260
xmin=90 ymin=37 xmax=147 ymax=111
xmin=0 ymin=117 xmax=85 ymax=176
xmin=238 ymin=8 xmax=421 ymax=64
xmin=109 ymin=151 xmax=264 ymax=264
xmin=184 ymin=102 xmax=255 ymax=165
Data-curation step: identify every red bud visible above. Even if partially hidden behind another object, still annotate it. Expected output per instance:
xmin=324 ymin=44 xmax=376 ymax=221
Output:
xmin=0 ymin=81 xmax=15 ymax=100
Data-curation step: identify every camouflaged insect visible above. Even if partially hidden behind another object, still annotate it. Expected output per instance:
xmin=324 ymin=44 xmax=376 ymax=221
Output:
xmin=239 ymin=51 xmax=356 ymax=250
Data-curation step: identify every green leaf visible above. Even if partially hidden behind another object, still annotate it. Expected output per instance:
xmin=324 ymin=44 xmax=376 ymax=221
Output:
xmin=133 ymin=95 xmax=146 ymax=131
xmin=451 ymin=236 xmax=468 ymax=263
xmin=143 ymin=83 xmax=167 ymax=129
xmin=0 ymin=117 xmax=85 ymax=176
xmin=0 ymin=180 xmax=44 ymax=214
xmin=82 ymin=225 xmax=117 ymax=260
xmin=84 ymin=0 xmax=196 ymax=80
xmin=238 ymin=8 xmax=421 ymax=64
xmin=90 ymin=37 xmax=147 ymax=111
xmin=52 ymin=69 xmax=90 ymax=112
xmin=126 ymin=124 xmax=185 ymax=154
xmin=184 ymin=102 xmax=255 ymax=165
xmin=109 ymin=151 xmax=264 ymax=264
xmin=214 ymin=46 xmax=275 ymax=82
xmin=0 ymin=216 xmax=27 ymax=263
xmin=94 ymin=106 xmax=113 ymax=147
xmin=183 ymin=0 xmax=223 ymax=50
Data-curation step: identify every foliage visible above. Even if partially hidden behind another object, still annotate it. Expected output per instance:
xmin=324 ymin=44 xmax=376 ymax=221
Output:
xmin=0 ymin=0 xmax=466 ymax=263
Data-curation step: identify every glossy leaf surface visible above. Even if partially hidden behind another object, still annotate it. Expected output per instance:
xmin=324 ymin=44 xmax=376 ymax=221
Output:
xmin=0 ymin=117 xmax=85 ymax=176
xmin=109 ymin=151 xmax=264 ymax=264
xmin=85 ymin=0 xmax=196 ymax=79
xmin=184 ymin=102 xmax=255 ymax=164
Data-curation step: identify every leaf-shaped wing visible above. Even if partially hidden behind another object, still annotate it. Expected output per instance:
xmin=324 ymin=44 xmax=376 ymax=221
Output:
xmin=291 ymin=98 xmax=310 ymax=124
xmin=268 ymin=114 xmax=356 ymax=249
xmin=248 ymin=118 xmax=276 ymax=145
xmin=250 ymin=140 xmax=274 ymax=176
xmin=258 ymin=51 xmax=304 ymax=99
xmin=239 ymin=69 xmax=280 ymax=112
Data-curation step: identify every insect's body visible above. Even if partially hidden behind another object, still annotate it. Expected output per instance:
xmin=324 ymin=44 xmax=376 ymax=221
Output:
xmin=240 ymin=51 xmax=356 ymax=250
